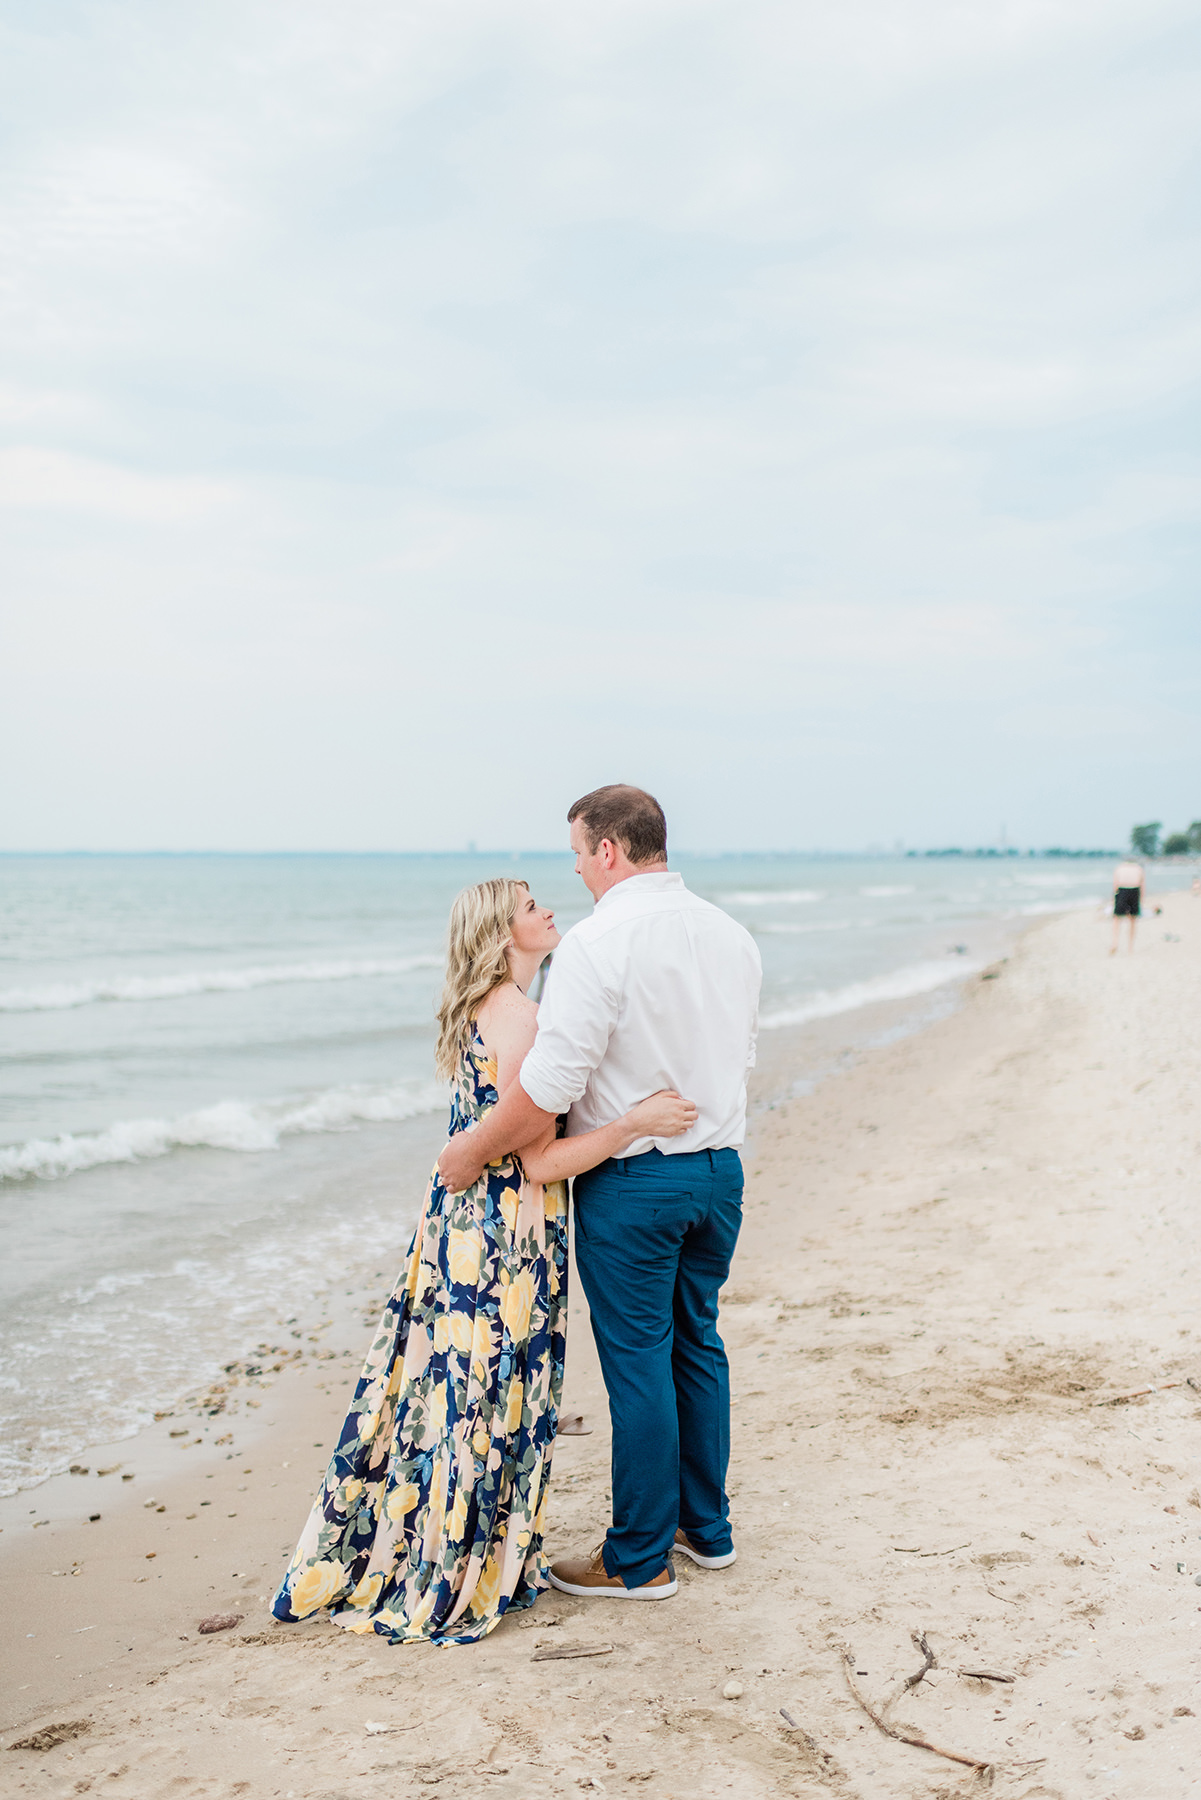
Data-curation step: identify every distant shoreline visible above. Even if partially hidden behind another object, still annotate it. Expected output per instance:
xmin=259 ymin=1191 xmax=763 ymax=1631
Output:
xmin=4 ymin=845 xmax=1194 ymax=860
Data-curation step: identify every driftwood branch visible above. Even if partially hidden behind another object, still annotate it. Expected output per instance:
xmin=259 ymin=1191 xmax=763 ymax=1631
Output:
xmin=892 ymin=1541 xmax=971 ymax=1557
xmin=841 ymin=1650 xmax=993 ymax=1773
xmin=530 ymin=1640 xmax=613 ymax=1662
xmin=1094 ymin=1381 xmax=1181 ymax=1407
xmin=897 ymin=1632 xmax=936 ymax=1701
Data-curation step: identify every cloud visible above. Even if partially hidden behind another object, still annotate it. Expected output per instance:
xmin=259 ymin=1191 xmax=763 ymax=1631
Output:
xmin=0 ymin=447 xmax=236 ymax=520
xmin=0 ymin=0 xmax=1198 ymax=849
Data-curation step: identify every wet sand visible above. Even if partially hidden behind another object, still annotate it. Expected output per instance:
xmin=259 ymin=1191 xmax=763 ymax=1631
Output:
xmin=3 ymin=891 xmax=1199 ymax=1799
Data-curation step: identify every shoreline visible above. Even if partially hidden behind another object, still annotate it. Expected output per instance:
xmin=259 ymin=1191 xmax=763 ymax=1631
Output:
xmin=1 ymin=910 xmax=1026 ymax=1509
xmin=4 ymin=892 xmax=1198 ymax=1798
xmin=0 ymin=938 xmax=1016 ymax=1723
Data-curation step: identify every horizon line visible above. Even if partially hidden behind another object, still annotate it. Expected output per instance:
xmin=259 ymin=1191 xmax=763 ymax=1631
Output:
xmin=0 ymin=844 xmax=1133 ymax=859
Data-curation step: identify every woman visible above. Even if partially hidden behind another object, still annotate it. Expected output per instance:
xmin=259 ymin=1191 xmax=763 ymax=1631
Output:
xmin=271 ymin=878 xmax=695 ymax=1645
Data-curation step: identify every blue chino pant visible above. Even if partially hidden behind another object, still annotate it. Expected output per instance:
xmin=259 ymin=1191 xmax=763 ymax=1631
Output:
xmin=572 ymin=1146 xmax=744 ymax=1589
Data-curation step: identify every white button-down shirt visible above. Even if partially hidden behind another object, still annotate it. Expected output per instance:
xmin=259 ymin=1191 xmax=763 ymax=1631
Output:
xmin=519 ymin=871 xmax=762 ymax=1156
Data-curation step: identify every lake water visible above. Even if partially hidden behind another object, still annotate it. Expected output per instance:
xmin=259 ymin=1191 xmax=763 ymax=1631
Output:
xmin=0 ymin=850 xmax=1161 ymax=1493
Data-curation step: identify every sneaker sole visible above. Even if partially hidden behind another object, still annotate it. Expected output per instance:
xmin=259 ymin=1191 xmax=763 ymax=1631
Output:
xmin=674 ymin=1542 xmax=737 ymax=1569
xmin=547 ymin=1571 xmax=678 ymax=1600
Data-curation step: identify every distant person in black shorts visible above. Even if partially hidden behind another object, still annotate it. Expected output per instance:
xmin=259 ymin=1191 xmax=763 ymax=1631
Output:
xmin=1111 ymin=858 xmax=1144 ymax=954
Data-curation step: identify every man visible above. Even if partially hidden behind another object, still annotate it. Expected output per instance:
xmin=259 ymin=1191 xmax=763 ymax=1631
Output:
xmin=437 ymin=784 xmax=761 ymax=1600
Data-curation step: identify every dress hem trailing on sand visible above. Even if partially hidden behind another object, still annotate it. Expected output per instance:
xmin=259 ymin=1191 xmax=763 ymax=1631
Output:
xmin=270 ymin=1029 xmax=567 ymax=1646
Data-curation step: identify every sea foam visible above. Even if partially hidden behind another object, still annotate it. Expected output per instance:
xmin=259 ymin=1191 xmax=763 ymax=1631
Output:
xmin=760 ymin=956 xmax=979 ymax=1030
xmin=0 ymin=1079 xmax=447 ymax=1183
xmin=0 ymin=954 xmax=443 ymax=1014
xmin=723 ymin=889 xmax=823 ymax=906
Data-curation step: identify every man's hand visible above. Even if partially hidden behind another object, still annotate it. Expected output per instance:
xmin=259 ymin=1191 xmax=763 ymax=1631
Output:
xmin=437 ymin=1129 xmax=488 ymax=1195
xmin=437 ymin=1079 xmax=557 ymax=1195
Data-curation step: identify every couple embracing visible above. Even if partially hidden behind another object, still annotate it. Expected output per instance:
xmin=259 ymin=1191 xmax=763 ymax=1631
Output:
xmin=273 ymin=785 xmax=762 ymax=1644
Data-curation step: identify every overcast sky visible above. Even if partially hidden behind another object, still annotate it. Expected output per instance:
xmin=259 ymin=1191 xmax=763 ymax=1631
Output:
xmin=1 ymin=0 xmax=1198 ymax=852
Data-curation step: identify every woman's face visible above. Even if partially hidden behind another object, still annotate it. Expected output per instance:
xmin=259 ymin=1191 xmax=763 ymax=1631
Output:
xmin=509 ymin=890 xmax=560 ymax=958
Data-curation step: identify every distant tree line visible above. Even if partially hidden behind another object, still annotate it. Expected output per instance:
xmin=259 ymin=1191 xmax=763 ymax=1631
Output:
xmin=908 ymin=846 xmax=1118 ymax=858
xmin=1130 ymin=821 xmax=1201 ymax=857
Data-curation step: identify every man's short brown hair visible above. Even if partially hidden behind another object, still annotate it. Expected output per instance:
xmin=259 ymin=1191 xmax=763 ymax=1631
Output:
xmin=567 ymin=785 xmax=668 ymax=865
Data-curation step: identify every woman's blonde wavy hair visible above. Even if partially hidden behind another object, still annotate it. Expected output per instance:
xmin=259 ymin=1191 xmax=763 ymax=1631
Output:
xmin=433 ymin=878 xmax=529 ymax=1080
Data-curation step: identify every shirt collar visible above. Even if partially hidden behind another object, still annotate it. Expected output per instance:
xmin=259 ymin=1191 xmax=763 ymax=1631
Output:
xmin=593 ymin=870 xmax=683 ymax=912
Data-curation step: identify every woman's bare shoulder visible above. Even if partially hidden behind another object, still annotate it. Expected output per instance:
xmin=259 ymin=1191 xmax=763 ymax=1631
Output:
xmin=476 ymin=982 xmax=537 ymax=1038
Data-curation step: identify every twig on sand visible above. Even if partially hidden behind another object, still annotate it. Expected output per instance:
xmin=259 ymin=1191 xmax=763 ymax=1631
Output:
xmin=892 ymin=1632 xmax=937 ymax=1708
xmin=531 ymin=1640 xmax=613 ymax=1662
xmin=979 ymin=1584 xmax=1022 ymax=1612
xmin=1094 ymin=1381 xmax=1181 ymax=1407
xmin=959 ymin=1668 xmax=1015 ymax=1684
xmin=892 ymin=1541 xmax=972 ymax=1557
xmin=841 ymin=1648 xmax=993 ymax=1774
xmin=778 ymin=1711 xmax=843 ymax=1779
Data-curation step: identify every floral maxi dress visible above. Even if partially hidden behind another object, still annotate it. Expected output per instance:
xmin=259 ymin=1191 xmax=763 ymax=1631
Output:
xmin=271 ymin=1030 xmax=568 ymax=1645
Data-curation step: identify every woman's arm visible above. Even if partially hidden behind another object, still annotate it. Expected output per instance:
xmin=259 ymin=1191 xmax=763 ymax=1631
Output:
xmin=520 ymin=1090 xmax=698 ymax=1184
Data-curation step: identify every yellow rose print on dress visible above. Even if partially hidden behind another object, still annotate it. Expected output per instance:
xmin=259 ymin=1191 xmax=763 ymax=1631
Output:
xmin=471 ymin=1310 xmax=494 ymax=1375
xmin=500 ymin=1268 xmax=536 ymax=1344
xmin=447 ymin=1227 xmax=481 ymax=1285
xmin=426 ymin=1386 xmax=448 ymax=1441
xmin=404 ymin=1239 xmax=422 ymax=1298
xmin=544 ymin=1180 xmax=568 ymax=1219
xmin=472 ymin=1547 xmax=505 ymax=1616
xmin=270 ymin=1024 xmax=567 ymax=1646
xmin=426 ymin=1473 xmax=448 ymax=1539
xmin=448 ymin=1312 xmax=474 ymax=1354
xmin=289 ymin=1559 xmax=346 ymax=1615
xmin=385 ymin=1481 xmax=420 ymax=1523
xmin=348 ymin=1569 xmax=383 ymax=1611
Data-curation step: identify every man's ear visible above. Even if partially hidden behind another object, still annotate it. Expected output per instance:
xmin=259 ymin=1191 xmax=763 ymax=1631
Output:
xmin=599 ymin=838 xmax=618 ymax=868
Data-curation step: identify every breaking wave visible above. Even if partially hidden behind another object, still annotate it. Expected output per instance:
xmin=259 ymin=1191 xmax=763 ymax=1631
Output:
xmin=723 ymin=889 xmax=823 ymax=906
xmin=0 ymin=1079 xmax=447 ymax=1183
xmin=760 ymin=956 xmax=980 ymax=1030
xmin=0 ymin=955 xmax=443 ymax=1014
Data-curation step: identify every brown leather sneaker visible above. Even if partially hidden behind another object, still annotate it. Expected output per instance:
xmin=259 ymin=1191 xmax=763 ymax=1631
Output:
xmin=674 ymin=1528 xmax=737 ymax=1569
xmin=548 ymin=1545 xmax=677 ymax=1600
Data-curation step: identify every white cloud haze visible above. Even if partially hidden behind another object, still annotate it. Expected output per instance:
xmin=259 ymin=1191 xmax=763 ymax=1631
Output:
xmin=1 ymin=0 xmax=1198 ymax=850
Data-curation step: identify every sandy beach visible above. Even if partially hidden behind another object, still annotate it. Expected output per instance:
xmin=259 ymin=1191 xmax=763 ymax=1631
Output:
xmin=3 ymin=889 xmax=1199 ymax=1799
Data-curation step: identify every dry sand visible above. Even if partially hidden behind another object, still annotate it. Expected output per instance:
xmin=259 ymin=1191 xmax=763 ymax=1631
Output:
xmin=3 ymin=890 xmax=1200 ymax=1800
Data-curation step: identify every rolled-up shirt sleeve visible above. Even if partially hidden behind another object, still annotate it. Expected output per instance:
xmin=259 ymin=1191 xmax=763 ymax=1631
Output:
xmin=518 ymin=934 xmax=618 ymax=1115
